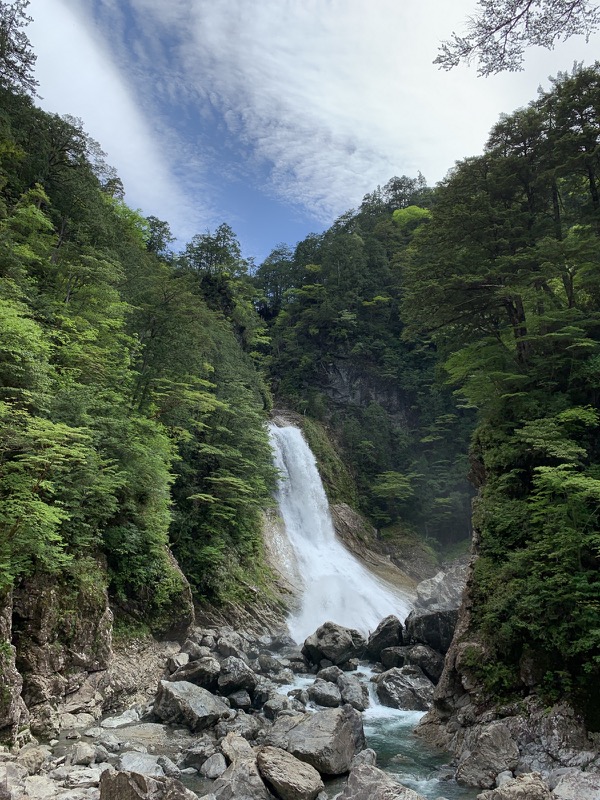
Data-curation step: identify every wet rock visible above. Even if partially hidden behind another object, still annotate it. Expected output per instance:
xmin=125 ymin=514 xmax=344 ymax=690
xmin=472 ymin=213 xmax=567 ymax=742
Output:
xmin=217 ymin=656 xmax=258 ymax=694
xmin=374 ymin=666 xmax=434 ymax=711
xmin=337 ymin=673 xmax=369 ymax=712
xmin=476 ymin=771 xmax=551 ymax=799
xmin=366 ymin=615 xmax=403 ymax=661
xmin=263 ymin=693 xmax=296 ymax=720
xmin=302 ymin=623 xmax=366 ymax=666
xmin=99 ymin=769 xmax=197 ymax=800
xmin=167 ymin=656 xmax=221 ymax=690
xmin=308 ymin=679 xmax=342 ymax=708
xmin=316 ymin=665 xmax=344 ymax=684
xmin=455 ymin=722 xmax=520 ymax=788
xmin=404 ymin=609 xmax=458 ymax=655
xmin=380 ymin=646 xmax=412 ymax=670
xmin=338 ymin=763 xmax=426 ymax=799
xmin=153 ymin=680 xmax=230 ymax=732
xmin=257 ymin=746 xmax=324 ymax=800
xmin=405 ymin=645 xmax=444 ymax=684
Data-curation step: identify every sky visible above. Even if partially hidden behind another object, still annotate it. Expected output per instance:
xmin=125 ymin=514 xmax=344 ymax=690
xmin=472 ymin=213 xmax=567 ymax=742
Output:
xmin=27 ymin=0 xmax=600 ymax=263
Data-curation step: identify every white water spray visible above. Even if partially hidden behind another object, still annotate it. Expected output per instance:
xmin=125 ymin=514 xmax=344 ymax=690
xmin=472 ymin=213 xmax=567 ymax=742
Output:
xmin=269 ymin=424 xmax=413 ymax=643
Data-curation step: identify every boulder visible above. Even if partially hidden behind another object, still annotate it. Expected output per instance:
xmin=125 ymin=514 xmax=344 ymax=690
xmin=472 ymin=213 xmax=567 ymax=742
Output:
xmin=257 ymin=746 xmax=324 ymax=800
xmin=476 ymin=771 xmax=551 ymax=799
xmin=200 ymin=752 xmax=228 ymax=779
xmin=308 ymin=678 xmax=342 ymax=708
xmin=374 ymin=666 xmax=434 ymax=711
xmin=551 ymin=770 xmax=600 ymax=799
xmin=220 ymin=731 xmax=255 ymax=762
xmin=99 ymin=769 xmax=197 ymax=800
xmin=153 ymin=680 xmax=230 ymax=731
xmin=266 ymin=705 xmax=365 ymax=776
xmin=455 ymin=722 xmax=520 ymax=788
xmin=302 ymin=622 xmax=366 ymax=666
xmin=405 ymin=645 xmax=444 ymax=683
xmin=167 ymin=656 xmax=221 ymax=690
xmin=227 ymin=689 xmax=252 ymax=710
xmin=366 ymin=615 xmax=403 ymax=661
xmin=337 ymin=673 xmax=369 ymax=711
xmin=404 ymin=609 xmax=459 ymax=654
xmin=381 ymin=646 xmax=412 ymax=670
xmin=316 ymin=665 xmax=344 ymax=683
xmin=217 ymin=656 xmax=258 ymax=694
xmin=337 ymin=764 xmax=426 ymax=799
xmin=211 ymin=757 xmax=273 ymax=800
xmin=167 ymin=653 xmax=189 ymax=673
xmin=119 ymin=752 xmax=164 ymax=777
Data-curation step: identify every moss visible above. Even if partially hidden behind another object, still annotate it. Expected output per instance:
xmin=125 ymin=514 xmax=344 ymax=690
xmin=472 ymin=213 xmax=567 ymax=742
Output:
xmin=300 ymin=417 xmax=359 ymax=506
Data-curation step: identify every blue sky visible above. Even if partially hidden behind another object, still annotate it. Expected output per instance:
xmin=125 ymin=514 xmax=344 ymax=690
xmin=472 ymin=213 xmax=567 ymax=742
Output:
xmin=28 ymin=0 xmax=600 ymax=263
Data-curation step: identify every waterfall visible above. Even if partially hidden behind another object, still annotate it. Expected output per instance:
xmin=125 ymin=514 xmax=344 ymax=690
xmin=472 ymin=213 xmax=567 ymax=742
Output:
xmin=269 ymin=423 xmax=413 ymax=643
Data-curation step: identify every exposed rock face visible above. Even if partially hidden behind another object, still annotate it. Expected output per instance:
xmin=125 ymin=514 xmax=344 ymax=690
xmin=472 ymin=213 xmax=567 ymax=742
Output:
xmin=338 ymin=764 xmax=426 ymax=799
xmin=455 ymin=721 xmax=520 ymax=788
xmin=0 ymin=589 xmax=29 ymax=743
xmin=153 ymin=680 xmax=230 ymax=731
xmin=256 ymin=746 xmax=324 ymax=800
xmin=414 ymin=561 xmax=468 ymax=613
xmin=374 ymin=667 xmax=435 ymax=711
xmin=551 ymin=770 xmax=600 ymax=799
xmin=11 ymin=571 xmax=113 ymax=736
xmin=302 ymin=622 xmax=366 ymax=666
xmin=366 ymin=615 xmax=403 ymax=661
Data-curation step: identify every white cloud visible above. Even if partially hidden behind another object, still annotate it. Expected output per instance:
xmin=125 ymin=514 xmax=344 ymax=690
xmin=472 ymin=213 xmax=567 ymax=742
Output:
xmin=26 ymin=0 xmax=600 ymax=240
xmin=26 ymin=0 xmax=213 ymax=241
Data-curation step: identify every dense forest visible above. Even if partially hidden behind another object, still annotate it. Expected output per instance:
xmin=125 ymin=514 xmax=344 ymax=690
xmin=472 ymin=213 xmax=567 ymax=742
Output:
xmin=0 ymin=0 xmax=599 ymax=725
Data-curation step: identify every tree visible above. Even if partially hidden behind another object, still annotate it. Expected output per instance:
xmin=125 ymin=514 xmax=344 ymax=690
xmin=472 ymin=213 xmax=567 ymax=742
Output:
xmin=437 ymin=0 xmax=600 ymax=75
xmin=0 ymin=1 xmax=37 ymax=95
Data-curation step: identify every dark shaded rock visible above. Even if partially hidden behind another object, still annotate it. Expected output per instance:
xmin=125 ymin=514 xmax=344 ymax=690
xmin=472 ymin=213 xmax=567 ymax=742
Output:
xmin=167 ymin=656 xmax=221 ymax=690
xmin=374 ymin=666 xmax=434 ymax=711
xmin=404 ymin=609 xmax=458 ymax=655
xmin=227 ymin=689 xmax=252 ymax=710
xmin=153 ymin=680 xmax=230 ymax=731
xmin=257 ymin=746 xmax=324 ymax=800
xmin=405 ymin=645 xmax=444 ymax=684
xmin=366 ymin=615 xmax=403 ymax=661
xmin=302 ymin=622 xmax=366 ymax=666
xmin=308 ymin=679 xmax=342 ymax=708
xmin=316 ymin=665 xmax=344 ymax=684
xmin=214 ymin=709 xmax=263 ymax=740
xmin=380 ymin=646 xmax=412 ymax=670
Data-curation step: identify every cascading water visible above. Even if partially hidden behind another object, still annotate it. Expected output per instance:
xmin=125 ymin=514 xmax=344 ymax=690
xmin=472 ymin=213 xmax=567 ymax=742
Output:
xmin=269 ymin=423 xmax=414 ymax=643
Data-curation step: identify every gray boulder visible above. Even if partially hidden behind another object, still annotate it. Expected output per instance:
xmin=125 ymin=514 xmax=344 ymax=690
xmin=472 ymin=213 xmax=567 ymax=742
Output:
xmin=119 ymin=752 xmax=164 ymax=777
xmin=476 ymin=771 xmax=551 ymax=799
xmin=308 ymin=678 xmax=342 ymax=708
xmin=316 ymin=665 xmax=344 ymax=683
xmin=338 ymin=764 xmax=426 ymax=799
xmin=366 ymin=615 xmax=403 ymax=661
xmin=265 ymin=705 xmax=365 ymax=776
xmin=153 ymin=680 xmax=230 ymax=731
xmin=200 ymin=752 xmax=227 ymax=779
xmin=217 ymin=656 xmax=258 ymax=694
xmin=337 ymin=673 xmax=369 ymax=711
xmin=404 ymin=609 xmax=458 ymax=654
xmin=211 ymin=757 xmax=273 ymax=800
xmin=220 ymin=731 xmax=255 ymax=762
xmin=167 ymin=656 xmax=221 ymax=690
xmin=455 ymin=721 xmax=520 ymax=788
xmin=302 ymin=622 xmax=366 ymax=666
xmin=374 ymin=666 xmax=434 ymax=711
xmin=99 ymin=769 xmax=197 ymax=800
xmin=257 ymin=746 xmax=324 ymax=800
